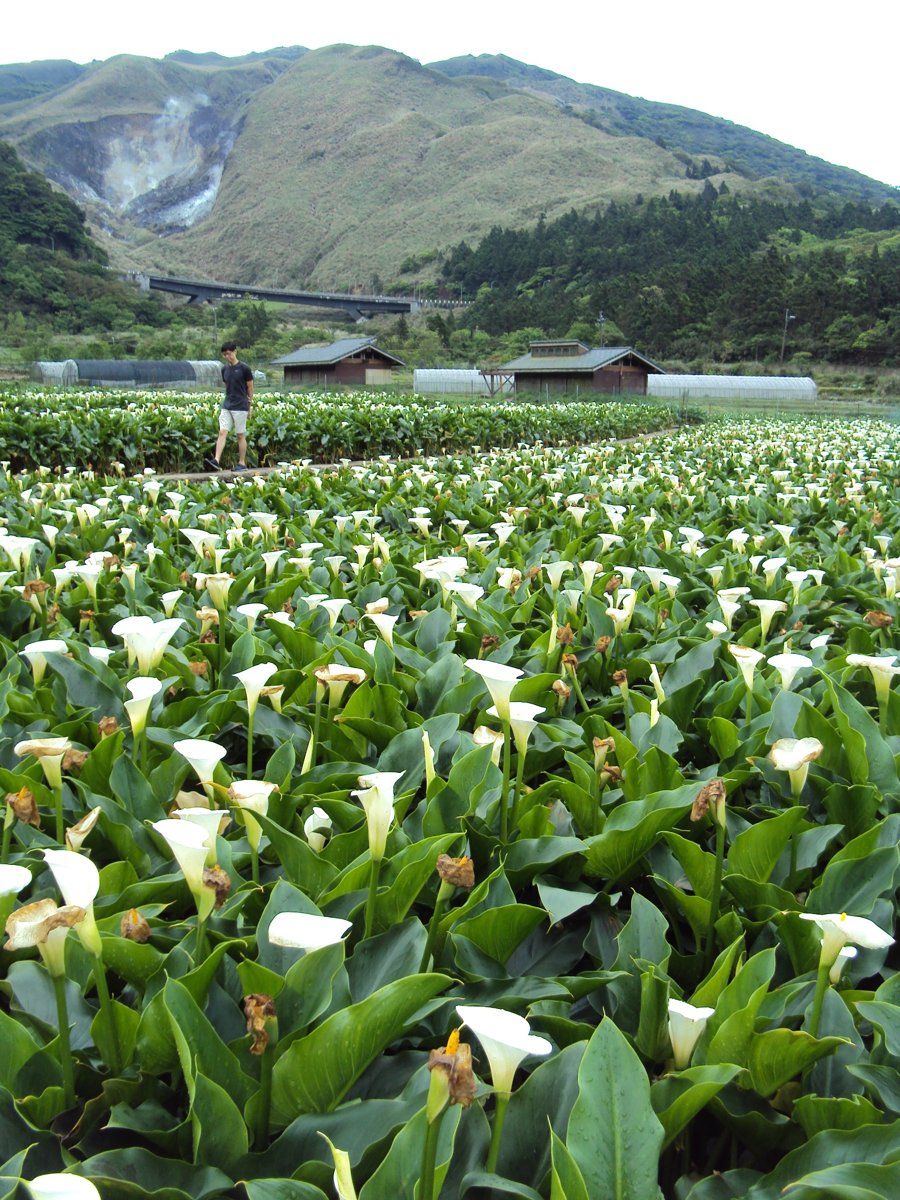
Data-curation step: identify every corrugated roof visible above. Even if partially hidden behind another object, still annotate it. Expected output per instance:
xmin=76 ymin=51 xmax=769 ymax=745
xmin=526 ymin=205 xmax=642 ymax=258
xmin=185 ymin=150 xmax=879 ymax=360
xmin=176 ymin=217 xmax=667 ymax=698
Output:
xmin=271 ymin=337 xmax=405 ymax=367
xmin=500 ymin=345 xmax=664 ymax=373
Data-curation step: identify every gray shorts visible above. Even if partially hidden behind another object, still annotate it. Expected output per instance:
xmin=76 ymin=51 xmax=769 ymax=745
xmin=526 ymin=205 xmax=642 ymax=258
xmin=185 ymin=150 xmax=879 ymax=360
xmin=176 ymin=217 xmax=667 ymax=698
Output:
xmin=219 ymin=408 xmax=248 ymax=434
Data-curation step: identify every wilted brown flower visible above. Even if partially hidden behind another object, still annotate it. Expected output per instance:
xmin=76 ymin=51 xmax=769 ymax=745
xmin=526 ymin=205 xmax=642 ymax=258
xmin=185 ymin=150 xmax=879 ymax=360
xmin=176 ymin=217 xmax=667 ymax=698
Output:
xmin=200 ymin=631 xmax=217 ymax=644
xmin=103 ymin=555 xmax=119 ymax=570
xmin=595 ymin=635 xmax=612 ymax=655
xmin=480 ymin=634 xmax=501 ymax=654
xmin=120 ymin=908 xmax=151 ymax=943
xmin=79 ymin=610 xmax=95 ymax=622
xmin=593 ymin=737 xmax=616 ymax=772
xmin=659 ymin=608 xmax=670 ymax=623
xmin=66 ymin=805 xmax=101 ymax=850
xmin=23 ymin=579 xmax=50 ymax=599
xmin=244 ymin=993 xmax=277 ymax=1055
xmin=605 ymin=575 xmax=622 ymax=594
xmin=62 ymin=748 xmax=89 ymax=772
xmin=282 ymin=599 xmax=295 ymax=615
xmin=864 ymin=611 xmax=893 ymax=629
xmin=601 ymin=764 xmax=623 ymax=785
xmin=97 ymin=715 xmax=120 ymax=739
xmin=436 ymin=854 xmax=475 ymax=890
xmin=203 ymin=864 xmax=231 ymax=909
xmin=524 ymin=566 xmax=542 ymax=581
xmin=7 ymin=786 xmax=40 ymax=828
xmin=189 ymin=660 xmax=209 ymax=676
xmin=691 ymin=779 xmax=727 ymax=824
xmin=612 ymin=669 xmax=628 ymax=687
xmin=556 ymin=623 xmax=575 ymax=646
xmin=408 ymin=609 xmax=428 ymax=619
xmin=552 ymin=679 xmax=572 ymax=701
xmin=561 ymin=653 xmax=578 ymax=673
xmin=427 ymin=1029 xmax=476 ymax=1109
xmin=872 ymin=511 xmax=883 ymax=527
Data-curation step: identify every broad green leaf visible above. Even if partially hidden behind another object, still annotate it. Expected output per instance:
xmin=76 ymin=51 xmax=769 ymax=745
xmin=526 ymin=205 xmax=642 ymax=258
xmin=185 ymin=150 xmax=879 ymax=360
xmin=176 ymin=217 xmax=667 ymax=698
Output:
xmin=270 ymin=974 xmax=450 ymax=1123
xmin=454 ymin=905 xmax=545 ymax=964
xmin=781 ymin=1161 xmax=900 ymax=1199
xmin=358 ymin=1104 xmax=461 ymax=1200
xmin=190 ymin=1073 xmax=249 ymax=1172
xmin=651 ymin=1063 xmax=742 ymax=1148
xmin=549 ymin=1128 xmax=591 ymax=1200
xmin=584 ymin=784 xmax=695 ymax=882
xmin=747 ymin=1028 xmax=847 ymax=1096
xmin=567 ymin=1017 xmax=664 ymax=1200
xmin=727 ymin=808 xmax=805 ymax=884
xmin=793 ymin=1094 xmax=885 ymax=1139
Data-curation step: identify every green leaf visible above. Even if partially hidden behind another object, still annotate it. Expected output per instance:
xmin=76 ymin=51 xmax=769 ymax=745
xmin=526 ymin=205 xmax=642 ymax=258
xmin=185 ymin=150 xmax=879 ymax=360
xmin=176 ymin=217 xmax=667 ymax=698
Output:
xmin=584 ymin=784 xmax=695 ymax=882
xmin=242 ymin=1183 xmax=329 ymax=1200
xmin=454 ymin=905 xmax=546 ymax=964
xmin=566 ymin=1017 xmax=664 ymax=1200
xmin=747 ymin=1028 xmax=846 ymax=1097
xmin=190 ymin=1073 xmax=249 ymax=1172
xmin=727 ymin=808 xmax=805 ymax=883
xmin=782 ymin=1161 xmax=900 ymax=1199
xmin=549 ymin=1128 xmax=591 ymax=1200
xmin=793 ymin=1094 xmax=885 ymax=1139
xmin=651 ymin=1064 xmax=742 ymax=1149
xmin=270 ymin=974 xmax=450 ymax=1123
xmin=163 ymin=977 xmax=255 ymax=1108
xmin=358 ymin=1104 xmax=461 ymax=1200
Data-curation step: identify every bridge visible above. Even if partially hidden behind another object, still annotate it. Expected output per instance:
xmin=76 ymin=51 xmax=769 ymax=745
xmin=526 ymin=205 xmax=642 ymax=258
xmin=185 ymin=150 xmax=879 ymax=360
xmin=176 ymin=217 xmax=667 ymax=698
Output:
xmin=130 ymin=273 xmax=465 ymax=320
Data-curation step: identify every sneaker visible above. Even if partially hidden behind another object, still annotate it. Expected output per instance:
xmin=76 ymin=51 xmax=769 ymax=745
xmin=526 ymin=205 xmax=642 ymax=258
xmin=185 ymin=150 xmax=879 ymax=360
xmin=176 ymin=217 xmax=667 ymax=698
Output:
xmin=203 ymin=455 xmax=220 ymax=472
xmin=234 ymin=463 xmax=249 ymax=472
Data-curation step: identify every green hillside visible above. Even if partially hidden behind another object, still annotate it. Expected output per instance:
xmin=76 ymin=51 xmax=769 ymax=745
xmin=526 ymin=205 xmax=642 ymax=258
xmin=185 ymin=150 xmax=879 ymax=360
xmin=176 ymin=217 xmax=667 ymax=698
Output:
xmin=432 ymin=54 xmax=898 ymax=203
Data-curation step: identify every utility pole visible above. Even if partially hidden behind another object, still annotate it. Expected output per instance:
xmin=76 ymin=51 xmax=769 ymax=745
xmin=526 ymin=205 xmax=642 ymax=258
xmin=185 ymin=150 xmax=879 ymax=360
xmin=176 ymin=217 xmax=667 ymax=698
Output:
xmin=597 ymin=311 xmax=607 ymax=348
xmin=779 ymin=308 xmax=795 ymax=366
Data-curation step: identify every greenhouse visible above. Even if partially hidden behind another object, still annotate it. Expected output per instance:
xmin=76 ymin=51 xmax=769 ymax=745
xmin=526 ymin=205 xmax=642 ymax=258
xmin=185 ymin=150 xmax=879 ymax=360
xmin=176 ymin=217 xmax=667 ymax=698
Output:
xmin=414 ymin=368 xmax=510 ymax=396
xmin=648 ymin=374 xmax=817 ymax=402
xmin=29 ymin=360 xmax=225 ymax=388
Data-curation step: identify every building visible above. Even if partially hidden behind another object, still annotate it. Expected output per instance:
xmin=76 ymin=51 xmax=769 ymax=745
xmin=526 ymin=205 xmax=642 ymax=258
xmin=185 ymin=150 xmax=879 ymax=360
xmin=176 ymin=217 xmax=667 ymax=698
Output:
xmin=271 ymin=338 xmax=405 ymax=387
xmin=486 ymin=341 xmax=664 ymax=396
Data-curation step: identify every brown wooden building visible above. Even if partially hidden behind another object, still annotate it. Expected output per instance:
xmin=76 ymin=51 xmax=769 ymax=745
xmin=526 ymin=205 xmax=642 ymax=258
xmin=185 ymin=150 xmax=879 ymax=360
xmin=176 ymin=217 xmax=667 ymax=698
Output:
xmin=272 ymin=337 xmax=405 ymax=387
xmin=486 ymin=341 xmax=664 ymax=396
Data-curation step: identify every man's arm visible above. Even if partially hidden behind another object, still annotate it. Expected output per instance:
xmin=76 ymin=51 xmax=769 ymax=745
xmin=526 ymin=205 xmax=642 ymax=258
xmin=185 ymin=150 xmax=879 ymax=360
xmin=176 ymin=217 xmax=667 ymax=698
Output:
xmin=247 ymin=378 xmax=254 ymax=406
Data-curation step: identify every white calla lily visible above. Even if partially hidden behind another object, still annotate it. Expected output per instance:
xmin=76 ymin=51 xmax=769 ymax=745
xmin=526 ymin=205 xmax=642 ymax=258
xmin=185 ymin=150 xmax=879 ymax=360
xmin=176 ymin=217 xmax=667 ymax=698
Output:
xmin=27 ymin=1175 xmax=102 ymax=1200
xmin=351 ymin=771 xmax=404 ymax=861
xmin=43 ymin=848 xmax=101 ymax=957
xmin=465 ymin=659 xmax=524 ymax=722
xmin=456 ymin=1004 xmax=551 ymax=1096
xmin=667 ymin=998 xmax=715 ymax=1069
xmin=174 ymin=738 xmax=228 ymax=801
xmin=268 ymin=911 xmax=352 ymax=951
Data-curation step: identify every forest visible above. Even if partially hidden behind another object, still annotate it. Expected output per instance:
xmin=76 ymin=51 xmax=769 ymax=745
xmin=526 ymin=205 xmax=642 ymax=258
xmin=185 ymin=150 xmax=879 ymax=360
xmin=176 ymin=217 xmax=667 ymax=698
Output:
xmin=440 ymin=189 xmax=900 ymax=364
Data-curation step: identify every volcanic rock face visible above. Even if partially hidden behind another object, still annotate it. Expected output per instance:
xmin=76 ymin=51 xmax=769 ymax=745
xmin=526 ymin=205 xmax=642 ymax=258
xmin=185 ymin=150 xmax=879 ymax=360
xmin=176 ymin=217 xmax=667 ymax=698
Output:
xmin=28 ymin=98 xmax=238 ymax=231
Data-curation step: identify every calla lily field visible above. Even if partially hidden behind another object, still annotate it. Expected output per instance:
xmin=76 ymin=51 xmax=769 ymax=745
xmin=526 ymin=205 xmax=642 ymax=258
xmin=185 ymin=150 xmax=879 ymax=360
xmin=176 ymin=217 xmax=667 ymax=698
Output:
xmin=0 ymin=395 xmax=898 ymax=1200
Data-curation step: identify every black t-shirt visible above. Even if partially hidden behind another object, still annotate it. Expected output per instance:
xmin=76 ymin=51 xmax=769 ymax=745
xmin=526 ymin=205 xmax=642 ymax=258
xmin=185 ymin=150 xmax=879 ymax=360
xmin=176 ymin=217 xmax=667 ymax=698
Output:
xmin=222 ymin=361 xmax=253 ymax=410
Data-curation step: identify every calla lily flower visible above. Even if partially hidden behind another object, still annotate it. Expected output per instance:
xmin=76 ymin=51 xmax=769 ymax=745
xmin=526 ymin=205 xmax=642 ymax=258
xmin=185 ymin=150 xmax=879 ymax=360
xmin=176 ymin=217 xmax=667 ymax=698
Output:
xmin=748 ymin=598 xmax=787 ymax=643
xmin=473 ymin=724 xmax=504 ymax=766
xmin=235 ymin=662 xmax=279 ymax=718
xmin=151 ymin=818 xmax=216 ymax=919
xmin=66 ymin=806 xmax=102 ymax=852
xmin=43 ymin=848 xmax=101 ymax=957
xmin=228 ymin=780 xmax=278 ymax=852
xmin=799 ymin=911 xmax=894 ymax=965
xmin=21 ymin=639 xmax=68 ymax=684
xmin=351 ymin=771 xmax=404 ymax=861
xmin=543 ymin=560 xmax=573 ymax=591
xmin=124 ymin=676 xmax=162 ymax=736
xmin=174 ymin=738 xmax=228 ymax=800
xmin=14 ymin=737 xmax=72 ymax=791
xmin=0 ymin=534 xmax=39 ymax=572
xmin=846 ymin=653 xmax=900 ymax=705
xmin=0 ymin=863 xmax=32 ymax=898
xmin=667 ymin=998 xmax=715 ymax=1069
xmin=829 ymin=945 xmax=857 ymax=985
xmin=488 ymin=702 xmax=544 ymax=754
xmin=304 ymin=806 xmax=332 ymax=852
xmin=767 ymin=651 xmax=812 ymax=691
xmin=456 ymin=1004 xmax=551 ymax=1096
xmin=111 ymin=615 xmax=184 ymax=674
xmin=728 ymin=644 xmax=765 ymax=691
xmin=465 ymin=659 xmax=524 ymax=722
xmin=364 ymin=612 xmax=399 ymax=648
xmin=268 ymin=910 xmax=352 ymax=951
xmin=27 ymin=1176 xmax=101 ymax=1200
xmin=5 ymin=897 xmax=84 ymax=977
xmin=314 ymin=664 xmax=367 ymax=708
xmin=768 ymin=737 xmax=824 ymax=800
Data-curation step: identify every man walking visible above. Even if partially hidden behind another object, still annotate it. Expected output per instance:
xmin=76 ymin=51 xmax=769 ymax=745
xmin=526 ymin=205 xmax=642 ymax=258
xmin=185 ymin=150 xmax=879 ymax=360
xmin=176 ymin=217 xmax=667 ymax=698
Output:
xmin=205 ymin=342 xmax=253 ymax=472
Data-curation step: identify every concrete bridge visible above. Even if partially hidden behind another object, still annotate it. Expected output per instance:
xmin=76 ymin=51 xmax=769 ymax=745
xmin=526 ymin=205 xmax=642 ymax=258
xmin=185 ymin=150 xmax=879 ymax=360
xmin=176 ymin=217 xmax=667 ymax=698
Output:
xmin=129 ymin=273 xmax=465 ymax=320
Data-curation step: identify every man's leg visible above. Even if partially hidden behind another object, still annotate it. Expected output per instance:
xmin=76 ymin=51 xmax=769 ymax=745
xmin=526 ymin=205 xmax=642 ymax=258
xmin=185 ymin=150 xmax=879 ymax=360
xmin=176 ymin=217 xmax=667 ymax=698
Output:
xmin=215 ymin=427 xmax=228 ymax=462
xmin=237 ymin=432 xmax=248 ymax=466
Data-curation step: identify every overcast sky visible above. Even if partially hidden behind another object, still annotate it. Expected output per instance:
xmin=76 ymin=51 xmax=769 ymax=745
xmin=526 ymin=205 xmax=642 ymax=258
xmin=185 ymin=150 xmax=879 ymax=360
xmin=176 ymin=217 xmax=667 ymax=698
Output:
xmin=5 ymin=0 xmax=897 ymax=188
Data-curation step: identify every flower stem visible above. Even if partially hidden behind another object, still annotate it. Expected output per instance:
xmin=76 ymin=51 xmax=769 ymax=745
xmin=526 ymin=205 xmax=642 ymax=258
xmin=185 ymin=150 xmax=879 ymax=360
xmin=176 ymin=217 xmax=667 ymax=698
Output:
xmin=419 ymin=881 xmax=452 ymax=973
xmin=485 ymin=1092 xmax=510 ymax=1174
xmin=51 ymin=972 xmax=76 ymax=1108
xmin=420 ymin=1108 xmax=444 ymax=1200
xmin=364 ymin=857 xmax=382 ymax=939
xmin=53 ymin=784 xmax=64 ymax=845
xmin=195 ymin=915 xmax=208 ymax=964
xmin=249 ymin=842 xmax=260 ymax=885
xmin=92 ymin=958 xmax=123 ymax=1075
xmin=1 ymin=806 xmax=13 ymax=863
xmin=808 ymin=958 xmax=831 ymax=1039
xmin=246 ymin=708 xmax=254 ymax=778
xmin=253 ymin=1044 xmax=274 ymax=1151
xmin=704 ymin=818 xmax=726 ymax=969
xmin=510 ymin=751 xmax=526 ymax=832
xmin=499 ymin=719 xmax=511 ymax=844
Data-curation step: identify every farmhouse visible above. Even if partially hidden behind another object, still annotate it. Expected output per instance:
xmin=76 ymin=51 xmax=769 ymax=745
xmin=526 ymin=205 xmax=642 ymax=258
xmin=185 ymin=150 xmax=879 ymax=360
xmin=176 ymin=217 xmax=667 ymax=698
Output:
xmin=487 ymin=341 xmax=665 ymax=396
xmin=272 ymin=337 xmax=405 ymax=387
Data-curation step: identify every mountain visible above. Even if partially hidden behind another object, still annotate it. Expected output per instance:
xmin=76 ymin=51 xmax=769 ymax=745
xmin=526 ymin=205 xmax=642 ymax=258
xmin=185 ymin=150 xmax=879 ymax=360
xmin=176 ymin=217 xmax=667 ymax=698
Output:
xmin=431 ymin=54 xmax=896 ymax=204
xmin=0 ymin=44 xmax=895 ymax=291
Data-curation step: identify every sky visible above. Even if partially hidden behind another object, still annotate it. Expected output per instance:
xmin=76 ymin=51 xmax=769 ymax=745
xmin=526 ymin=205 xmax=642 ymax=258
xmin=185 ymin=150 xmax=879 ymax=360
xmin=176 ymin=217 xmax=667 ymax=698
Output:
xmin=4 ymin=0 xmax=898 ymax=188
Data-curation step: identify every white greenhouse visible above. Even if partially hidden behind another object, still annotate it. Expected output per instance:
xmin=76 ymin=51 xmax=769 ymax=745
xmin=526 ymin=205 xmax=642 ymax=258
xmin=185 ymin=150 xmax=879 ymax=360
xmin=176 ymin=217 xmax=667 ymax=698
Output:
xmin=648 ymin=374 xmax=817 ymax=403
xmin=413 ymin=369 xmax=511 ymax=396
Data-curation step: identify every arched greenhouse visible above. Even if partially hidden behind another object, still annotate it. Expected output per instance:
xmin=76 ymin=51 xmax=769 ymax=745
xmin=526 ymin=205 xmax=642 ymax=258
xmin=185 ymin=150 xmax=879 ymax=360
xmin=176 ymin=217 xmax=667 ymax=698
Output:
xmin=29 ymin=360 xmax=226 ymax=388
xmin=647 ymin=375 xmax=817 ymax=402
xmin=414 ymin=369 xmax=511 ymax=396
